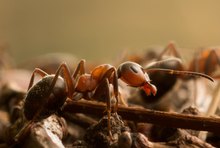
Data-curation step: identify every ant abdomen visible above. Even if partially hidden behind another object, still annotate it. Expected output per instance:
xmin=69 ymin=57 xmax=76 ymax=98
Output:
xmin=24 ymin=75 xmax=67 ymax=120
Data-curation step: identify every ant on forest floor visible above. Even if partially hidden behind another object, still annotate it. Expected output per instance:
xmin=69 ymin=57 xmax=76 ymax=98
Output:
xmin=13 ymin=57 xmax=213 ymax=145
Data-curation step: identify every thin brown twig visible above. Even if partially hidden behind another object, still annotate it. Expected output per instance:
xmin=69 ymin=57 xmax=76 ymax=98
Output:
xmin=62 ymin=100 xmax=220 ymax=134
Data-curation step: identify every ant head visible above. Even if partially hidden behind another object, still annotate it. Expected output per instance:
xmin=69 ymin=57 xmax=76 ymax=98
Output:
xmin=117 ymin=61 xmax=157 ymax=96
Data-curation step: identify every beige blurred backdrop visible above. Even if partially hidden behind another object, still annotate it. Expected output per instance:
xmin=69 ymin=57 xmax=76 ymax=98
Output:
xmin=1 ymin=0 xmax=220 ymax=63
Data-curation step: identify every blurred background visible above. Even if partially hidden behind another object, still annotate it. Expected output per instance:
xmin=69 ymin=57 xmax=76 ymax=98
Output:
xmin=1 ymin=0 xmax=220 ymax=63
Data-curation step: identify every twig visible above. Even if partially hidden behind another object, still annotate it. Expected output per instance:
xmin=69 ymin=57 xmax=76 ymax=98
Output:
xmin=62 ymin=100 xmax=220 ymax=134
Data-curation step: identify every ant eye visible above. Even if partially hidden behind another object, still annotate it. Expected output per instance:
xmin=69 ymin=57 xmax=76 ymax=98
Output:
xmin=130 ymin=65 xmax=138 ymax=73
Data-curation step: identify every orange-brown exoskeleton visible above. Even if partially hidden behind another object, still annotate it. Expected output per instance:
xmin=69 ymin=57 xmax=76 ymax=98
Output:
xmin=72 ymin=59 xmax=119 ymax=105
xmin=70 ymin=59 xmax=120 ymax=139
xmin=188 ymin=48 xmax=220 ymax=78
xmin=117 ymin=61 xmax=157 ymax=96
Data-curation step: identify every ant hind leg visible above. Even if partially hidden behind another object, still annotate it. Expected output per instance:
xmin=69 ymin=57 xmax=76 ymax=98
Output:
xmin=28 ymin=68 xmax=48 ymax=90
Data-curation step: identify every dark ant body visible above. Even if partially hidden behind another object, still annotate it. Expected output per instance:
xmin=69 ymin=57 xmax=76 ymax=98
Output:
xmin=139 ymin=42 xmax=184 ymax=104
xmin=138 ymin=43 xmax=218 ymax=110
xmin=24 ymin=63 xmax=74 ymax=120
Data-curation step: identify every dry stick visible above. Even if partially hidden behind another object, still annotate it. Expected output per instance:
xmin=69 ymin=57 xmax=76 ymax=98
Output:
xmin=62 ymin=100 xmax=220 ymax=134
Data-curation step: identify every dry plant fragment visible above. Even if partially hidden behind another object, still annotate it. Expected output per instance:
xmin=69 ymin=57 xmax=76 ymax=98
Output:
xmin=62 ymin=100 xmax=220 ymax=134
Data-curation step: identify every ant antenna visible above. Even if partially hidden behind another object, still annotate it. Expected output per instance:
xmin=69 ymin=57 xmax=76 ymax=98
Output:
xmin=145 ymin=68 xmax=214 ymax=82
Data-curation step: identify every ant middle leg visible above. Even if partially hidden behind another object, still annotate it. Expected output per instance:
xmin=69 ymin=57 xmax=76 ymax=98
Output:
xmin=93 ymin=78 xmax=113 ymax=140
xmin=100 ymin=67 xmax=119 ymax=112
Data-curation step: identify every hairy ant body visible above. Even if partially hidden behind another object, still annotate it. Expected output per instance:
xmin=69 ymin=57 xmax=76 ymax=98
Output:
xmin=24 ymin=63 xmax=74 ymax=120
xmin=14 ymin=63 xmax=74 ymax=144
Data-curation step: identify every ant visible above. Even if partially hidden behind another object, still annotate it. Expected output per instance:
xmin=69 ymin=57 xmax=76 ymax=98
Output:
xmin=67 ymin=59 xmax=212 ymax=139
xmin=117 ymin=42 xmax=216 ymax=112
xmin=137 ymin=42 xmax=185 ymax=104
xmin=14 ymin=58 xmax=214 ymax=145
xmin=143 ymin=43 xmax=218 ymax=110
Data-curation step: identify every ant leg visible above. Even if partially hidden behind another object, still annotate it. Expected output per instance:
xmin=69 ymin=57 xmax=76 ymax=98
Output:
xmin=72 ymin=59 xmax=86 ymax=79
xmin=14 ymin=69 xmax=48 ymax=144
xmin=48 ymin=63 xmax=74 ymax=98
xmin=101 ymin=67 xmax=119 ymax=112
xmin=93 ymin=78 xmax=113 ymax=139
xmin=14 ymin=120 xmax=33 ymax=144
xmin=157 ymin=42 xmax=182 ymax=60
xmin=112 ymin=69 xmax=119 ymax=111
xmin=105 ymin=79 xmax=113 ymax=140
xmin=28 ymin=68 xmax=48 ymax=90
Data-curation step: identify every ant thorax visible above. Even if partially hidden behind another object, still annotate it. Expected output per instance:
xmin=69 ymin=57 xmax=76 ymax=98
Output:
xmin=75 ymin=74 xmax=97 ymax=92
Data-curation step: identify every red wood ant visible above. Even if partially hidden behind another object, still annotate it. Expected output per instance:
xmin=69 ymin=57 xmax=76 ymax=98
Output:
xmin=15 ymin=57 xmax=213 ymax=144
